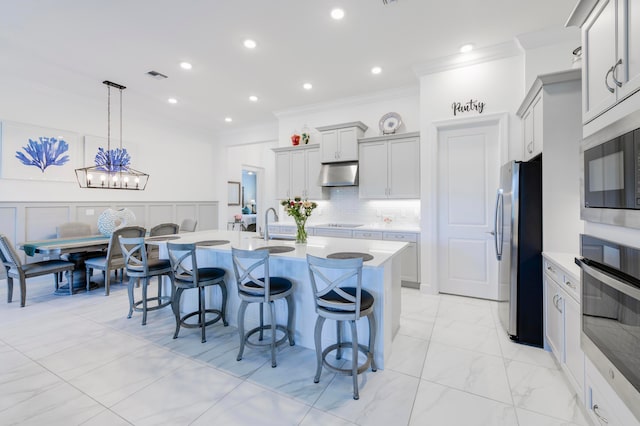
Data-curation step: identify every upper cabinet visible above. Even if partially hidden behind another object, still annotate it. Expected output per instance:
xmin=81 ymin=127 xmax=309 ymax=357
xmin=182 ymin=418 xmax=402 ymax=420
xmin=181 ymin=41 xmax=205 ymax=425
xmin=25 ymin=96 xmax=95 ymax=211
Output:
xmin=273 ymin=145 xmax=326 ymax=200
xmin=359 ymin=132 xmax=420 ymax=199
xmin=316 ymin=122 xmax=367 ymax=163
xmin=570 ymin=0 xmax=640 ymax=134
xmin=521 ymin=92 xmax=543 ymax=160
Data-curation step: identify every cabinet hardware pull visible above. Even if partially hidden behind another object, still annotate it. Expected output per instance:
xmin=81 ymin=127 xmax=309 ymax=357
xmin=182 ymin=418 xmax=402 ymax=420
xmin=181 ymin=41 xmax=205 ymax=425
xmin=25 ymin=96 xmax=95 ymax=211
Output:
xmin=547 ymin=265 xmax=555 ymax=273
xmin=566 ymin=281 xmax=576 ymax=289
xmin=553 ymin=294 xmax=558 ymax=306
xmin=593 ymin=404 xmax=608 ymax=424
xmin=612 ymin=58 xmax=623 ymax=88
xmin=557 ymin=296 xmax=563 ymax=313
xmin=605 ymin=66 xmax=616 ymax=93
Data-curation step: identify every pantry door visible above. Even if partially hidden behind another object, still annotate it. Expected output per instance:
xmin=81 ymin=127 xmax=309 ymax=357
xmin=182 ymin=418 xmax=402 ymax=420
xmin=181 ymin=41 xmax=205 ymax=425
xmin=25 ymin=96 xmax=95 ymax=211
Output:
xmin=437 ymin=117 xmax=502 ymax=300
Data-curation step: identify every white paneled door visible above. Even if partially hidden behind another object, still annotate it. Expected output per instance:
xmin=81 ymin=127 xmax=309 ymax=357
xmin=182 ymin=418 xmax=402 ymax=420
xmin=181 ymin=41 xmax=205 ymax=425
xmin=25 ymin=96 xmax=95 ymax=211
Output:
xmin=438 ymin=121 xmax=500 ymax=300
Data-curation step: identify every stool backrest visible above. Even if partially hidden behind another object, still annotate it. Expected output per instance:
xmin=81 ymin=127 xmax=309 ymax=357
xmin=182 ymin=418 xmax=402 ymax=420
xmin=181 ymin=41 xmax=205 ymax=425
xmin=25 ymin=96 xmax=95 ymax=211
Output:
xmin=0 ymin=234 xmax=22 ymax=269
xmin=150 ymin=223 xmax=179 ymax=236
xmin=107 ymin=226 xmax=146 ymax=264
xmin=231 ymin=247 xmax=270 ymax=302
xmin=306 ymin=254 xmax=364 ymax=319
xmin=166 ymin=242 xmax=199 ymax=283
xmin=118 ymin=236 xmax=150 ymax=277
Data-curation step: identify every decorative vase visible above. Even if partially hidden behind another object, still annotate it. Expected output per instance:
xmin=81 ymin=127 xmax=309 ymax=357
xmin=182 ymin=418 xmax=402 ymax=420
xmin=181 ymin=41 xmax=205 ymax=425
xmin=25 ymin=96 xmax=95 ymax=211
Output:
xmin=291 ymin=134 xmax=300 ymax=146
xmin=97 ymin=207 xmax=136 ymax=236
xmin=294 ymin=217 xmax=307 ymax=244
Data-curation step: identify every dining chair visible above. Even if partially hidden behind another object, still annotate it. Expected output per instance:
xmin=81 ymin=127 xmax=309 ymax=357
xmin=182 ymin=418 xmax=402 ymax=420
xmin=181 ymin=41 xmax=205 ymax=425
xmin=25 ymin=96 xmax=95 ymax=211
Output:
xmin=306 ymin=254 xmax=377 ymax=400
xmin=0 ymin=234 xmax=75 ymax=306
xmin=85 ymin=226 xmax=146 ymax=295
xmin=56 ymin=222 xmax=92 ymax=238
xmin=148 ymin=223 xmax=179 ymax=260
xmin=167 ymin=242 xmax=228 ymax=343
xmin=119 ymin=236 xmax=174 ymax=325
xmin=231 ymin=247 xmax=295 ymax=368
xmin=179 ymin=218 xmax=197 ymax=233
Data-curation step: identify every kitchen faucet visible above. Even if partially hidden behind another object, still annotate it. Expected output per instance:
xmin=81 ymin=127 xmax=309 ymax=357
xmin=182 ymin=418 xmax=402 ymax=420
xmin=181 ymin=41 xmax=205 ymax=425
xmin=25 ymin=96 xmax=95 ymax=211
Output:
xmin=264 ymin=207 xmax=279 ymax=241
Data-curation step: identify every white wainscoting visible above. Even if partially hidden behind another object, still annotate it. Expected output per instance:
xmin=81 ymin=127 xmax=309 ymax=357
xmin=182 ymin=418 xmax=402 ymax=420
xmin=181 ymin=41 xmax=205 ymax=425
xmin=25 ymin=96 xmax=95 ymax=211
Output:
xmin=0 ymin=200 xmax=218 ymax=265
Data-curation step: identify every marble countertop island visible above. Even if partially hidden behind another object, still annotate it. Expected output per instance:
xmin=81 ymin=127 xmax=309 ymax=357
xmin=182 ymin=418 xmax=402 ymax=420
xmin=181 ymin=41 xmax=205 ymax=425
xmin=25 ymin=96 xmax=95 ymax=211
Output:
xmin=155 ymin=230 xmax=408 ymax=368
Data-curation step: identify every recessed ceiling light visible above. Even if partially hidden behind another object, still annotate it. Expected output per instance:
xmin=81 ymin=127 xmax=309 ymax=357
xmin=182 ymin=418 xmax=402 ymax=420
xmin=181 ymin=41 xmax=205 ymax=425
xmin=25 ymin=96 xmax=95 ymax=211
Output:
xmin=303 ymin=83 xmax=313 ymax=90
xmin=371 ymin=66 xmax=382 ymax=75
xmin=244 ymin=39 xmax=257 ymax=49
xmin=249 ymin=95 xmax=258 ymax=102
xmin=460 ymin=43 xmax=474 ymax=53
xmin=331 ymin=8 xmax=345 ymax=20
xmin=168 ymin=98 xmax=178 ymax=104
xmin=225 ymin=117 xmax=233 ymax=123
xmin=180 ymin=62 xmax=192 ymax=70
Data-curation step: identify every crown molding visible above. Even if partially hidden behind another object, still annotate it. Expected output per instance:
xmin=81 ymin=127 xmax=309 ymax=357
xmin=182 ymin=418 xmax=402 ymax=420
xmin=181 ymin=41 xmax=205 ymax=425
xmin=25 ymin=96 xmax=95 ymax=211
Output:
xmin=515 ymin=26 xmax=580 ymax=50
xmin=273 ymin=85 xmax=419 ymax=119
xmin=566 ymin=0 xmax=598 ymax=27
xmin=413 ymin=40 xmax=522 ymax=77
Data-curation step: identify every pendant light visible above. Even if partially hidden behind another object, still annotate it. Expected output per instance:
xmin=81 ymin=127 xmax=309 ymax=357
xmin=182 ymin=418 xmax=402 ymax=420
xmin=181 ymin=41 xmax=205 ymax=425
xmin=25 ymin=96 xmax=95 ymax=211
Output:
xmin=75 ymin=80 xmax=149 ymax=190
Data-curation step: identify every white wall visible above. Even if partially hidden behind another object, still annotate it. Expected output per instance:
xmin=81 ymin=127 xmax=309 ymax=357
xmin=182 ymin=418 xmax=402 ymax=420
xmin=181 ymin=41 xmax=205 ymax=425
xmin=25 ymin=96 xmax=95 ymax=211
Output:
xmin=524 ymin=40 xmax=580 ymax=89
xmin=419 ymin=54 xmax=526 ymax=294
xmin=0 ymin=71 xmax=217 ymax=203
xmin=276 ymin=88 xmax=420 ymax=147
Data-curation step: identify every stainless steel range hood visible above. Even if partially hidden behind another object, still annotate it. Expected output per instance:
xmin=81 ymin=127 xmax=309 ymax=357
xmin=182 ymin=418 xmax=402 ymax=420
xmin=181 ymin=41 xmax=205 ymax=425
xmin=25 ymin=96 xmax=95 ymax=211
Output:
xmin=318 ymin=161 xmax=358 ymax=187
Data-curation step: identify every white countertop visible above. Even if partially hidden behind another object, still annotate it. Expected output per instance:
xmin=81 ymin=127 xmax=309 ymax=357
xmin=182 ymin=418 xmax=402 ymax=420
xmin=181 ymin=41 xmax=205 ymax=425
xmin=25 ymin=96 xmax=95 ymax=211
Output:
xmin=270 ymin=221 xmax=421 ymax=233
xmin=542 ymin=251 xmax=581 ymax=279
xmin=158 ymin=230 xmax=408 ymax=268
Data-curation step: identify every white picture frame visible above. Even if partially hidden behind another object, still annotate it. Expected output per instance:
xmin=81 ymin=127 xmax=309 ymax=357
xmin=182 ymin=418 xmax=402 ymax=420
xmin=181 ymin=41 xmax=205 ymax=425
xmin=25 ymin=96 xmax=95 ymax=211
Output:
xmin=0 ymin=120 xmax=80 ymax=182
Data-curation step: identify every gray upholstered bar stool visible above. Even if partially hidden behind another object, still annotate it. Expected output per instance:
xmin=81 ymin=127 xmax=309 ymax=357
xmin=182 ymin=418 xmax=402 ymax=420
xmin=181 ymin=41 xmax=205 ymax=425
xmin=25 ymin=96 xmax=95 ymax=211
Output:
xmin=119 ymin=236 xmax=174 ymax=325
xmin=231 ymin=247 xmax=295 ymax=368
xmin=306 ymin=254 xmax=377 ymax=400
xmin=166 ymin=242 xmax=228 ymax=343
xmin=147 ymin=223 xmax=179 ymax=260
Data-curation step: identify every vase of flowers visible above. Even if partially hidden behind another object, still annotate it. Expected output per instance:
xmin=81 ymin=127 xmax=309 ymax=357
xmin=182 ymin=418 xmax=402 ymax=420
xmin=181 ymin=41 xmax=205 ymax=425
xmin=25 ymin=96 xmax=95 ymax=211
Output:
xmin=281 ymin=196 xmax=317 ymax=244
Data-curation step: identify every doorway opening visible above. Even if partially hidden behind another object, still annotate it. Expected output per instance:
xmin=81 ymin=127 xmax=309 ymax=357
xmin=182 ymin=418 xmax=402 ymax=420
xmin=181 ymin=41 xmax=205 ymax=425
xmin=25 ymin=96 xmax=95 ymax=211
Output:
xmin=242 ymin=166 xmax=262 ymax=232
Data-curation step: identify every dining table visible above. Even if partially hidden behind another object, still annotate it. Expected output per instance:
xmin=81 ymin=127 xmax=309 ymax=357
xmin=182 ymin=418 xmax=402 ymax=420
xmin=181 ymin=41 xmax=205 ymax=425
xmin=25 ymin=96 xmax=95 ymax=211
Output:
xmin=18 ymin=235 xmax=110 ymax=294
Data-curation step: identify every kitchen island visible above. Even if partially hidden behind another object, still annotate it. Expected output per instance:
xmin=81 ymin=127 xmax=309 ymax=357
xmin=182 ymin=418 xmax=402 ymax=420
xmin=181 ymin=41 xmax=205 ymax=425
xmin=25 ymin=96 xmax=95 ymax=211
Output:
xmin=154 ymin=229 xmax=407 ymax=369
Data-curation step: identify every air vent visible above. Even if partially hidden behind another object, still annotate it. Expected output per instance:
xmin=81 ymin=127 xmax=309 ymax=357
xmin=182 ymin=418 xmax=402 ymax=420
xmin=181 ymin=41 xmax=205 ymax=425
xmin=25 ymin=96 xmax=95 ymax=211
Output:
xmin=146 ymin=70 xmax=168 ymax=80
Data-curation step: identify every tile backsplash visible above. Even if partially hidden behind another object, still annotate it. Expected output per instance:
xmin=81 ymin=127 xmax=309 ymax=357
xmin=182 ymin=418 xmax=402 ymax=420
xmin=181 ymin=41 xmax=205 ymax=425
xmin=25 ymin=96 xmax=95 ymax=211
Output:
xmin=280 ymin=186 xmax=420 ymax=226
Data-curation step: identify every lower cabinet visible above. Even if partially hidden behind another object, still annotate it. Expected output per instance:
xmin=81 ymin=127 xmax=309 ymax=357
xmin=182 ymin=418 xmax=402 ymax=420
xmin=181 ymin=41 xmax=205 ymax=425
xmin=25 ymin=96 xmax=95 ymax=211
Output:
xmin=584 ymin=357 xmax=640 ymax=426
xmin=543 ymin=255 xmax=584 ymax=398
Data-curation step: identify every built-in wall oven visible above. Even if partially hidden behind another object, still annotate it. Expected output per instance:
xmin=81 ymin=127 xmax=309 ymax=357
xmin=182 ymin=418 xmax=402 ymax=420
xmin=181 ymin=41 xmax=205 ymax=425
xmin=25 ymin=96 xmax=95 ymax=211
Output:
xmin=575 ymin=235 xmax=640 ymax=421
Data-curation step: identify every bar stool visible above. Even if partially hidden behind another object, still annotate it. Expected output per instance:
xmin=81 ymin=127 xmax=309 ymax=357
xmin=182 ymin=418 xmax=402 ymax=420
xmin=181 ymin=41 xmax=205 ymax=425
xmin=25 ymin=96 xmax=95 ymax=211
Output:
xmin=167 ymin=242 xmax=228 ymax=343
xmin=306 ymin=254 xmax=377 ymax=400
xmin=119 ymin=236 xmax=174 ymax=325
xmin=231 ymin=247 xmax=295 ymax=368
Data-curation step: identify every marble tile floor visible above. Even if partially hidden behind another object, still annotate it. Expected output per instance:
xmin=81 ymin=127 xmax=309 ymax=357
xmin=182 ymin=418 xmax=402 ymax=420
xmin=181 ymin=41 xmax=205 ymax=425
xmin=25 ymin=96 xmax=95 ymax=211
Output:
xmin=0 ymin=277 xmax=592 ymax=425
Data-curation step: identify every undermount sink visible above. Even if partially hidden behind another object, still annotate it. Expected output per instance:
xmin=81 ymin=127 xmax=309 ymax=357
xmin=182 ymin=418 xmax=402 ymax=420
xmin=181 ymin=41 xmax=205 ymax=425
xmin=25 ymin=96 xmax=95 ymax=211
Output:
xmin=254 ymin=235 xmax=296 ymax=241
xmin=254 ymin=245 xmax=295 ymax=254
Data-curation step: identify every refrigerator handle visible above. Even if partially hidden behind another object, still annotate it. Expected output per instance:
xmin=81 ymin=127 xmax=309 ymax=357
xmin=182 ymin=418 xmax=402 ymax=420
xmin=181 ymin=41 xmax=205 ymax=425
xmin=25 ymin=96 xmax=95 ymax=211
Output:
xmin=494 ymin=189 xmax=503 ymax=260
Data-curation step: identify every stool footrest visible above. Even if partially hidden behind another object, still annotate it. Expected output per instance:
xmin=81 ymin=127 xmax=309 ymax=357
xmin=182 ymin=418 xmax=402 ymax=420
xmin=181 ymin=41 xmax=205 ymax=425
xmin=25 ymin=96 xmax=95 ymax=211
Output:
xmin=179 ymin=309 xmax=224 ymax=328
xmin=244 ymin=324 xmax=291 ymax=349
xmin=132 ymin=296 xmax=171 ymax=312
xmin=321 ymin=342 xmax=374 ymax=376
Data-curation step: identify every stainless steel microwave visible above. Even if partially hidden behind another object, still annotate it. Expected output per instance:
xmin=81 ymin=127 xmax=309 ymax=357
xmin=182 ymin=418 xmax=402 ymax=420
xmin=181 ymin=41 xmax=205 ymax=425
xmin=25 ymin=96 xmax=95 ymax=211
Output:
xmin=582 ymin=127 xmax=640 ymax=228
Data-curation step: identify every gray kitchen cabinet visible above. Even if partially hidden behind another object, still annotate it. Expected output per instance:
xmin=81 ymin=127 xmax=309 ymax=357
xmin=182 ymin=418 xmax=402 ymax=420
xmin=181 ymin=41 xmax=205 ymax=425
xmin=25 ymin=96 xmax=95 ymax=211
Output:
xmin=316 ymin=122 xmax=367 ymax=163
xmin=273 ymin=145 xmax=326 ymax=200
xmin=358 ymin=132 xmax=420 ymax=199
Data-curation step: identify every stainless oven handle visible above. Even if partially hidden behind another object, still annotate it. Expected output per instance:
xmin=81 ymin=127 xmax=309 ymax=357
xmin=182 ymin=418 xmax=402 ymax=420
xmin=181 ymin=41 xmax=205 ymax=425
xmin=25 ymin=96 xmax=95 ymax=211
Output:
xmin=576 ymin=257 xmax=640 ymax=301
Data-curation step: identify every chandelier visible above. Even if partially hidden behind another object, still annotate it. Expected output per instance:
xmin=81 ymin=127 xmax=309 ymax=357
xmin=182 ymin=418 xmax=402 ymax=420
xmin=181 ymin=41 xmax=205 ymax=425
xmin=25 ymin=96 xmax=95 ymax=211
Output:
xmin=75 ymin=80 xmax=149 ymax=190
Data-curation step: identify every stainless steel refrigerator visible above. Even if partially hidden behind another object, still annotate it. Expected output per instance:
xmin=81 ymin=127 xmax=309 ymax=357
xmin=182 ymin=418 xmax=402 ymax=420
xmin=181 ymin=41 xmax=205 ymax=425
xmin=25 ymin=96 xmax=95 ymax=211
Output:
xmin=495 ymin=160 xmax=543 ymax=347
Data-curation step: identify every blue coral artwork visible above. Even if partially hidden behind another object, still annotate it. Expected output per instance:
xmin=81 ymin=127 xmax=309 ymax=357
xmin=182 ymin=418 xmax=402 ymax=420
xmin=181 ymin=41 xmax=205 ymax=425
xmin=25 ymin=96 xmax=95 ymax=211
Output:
xmin=15 ymin=137 xmax=70 ymax=172
xmin=0 ymin=121 xmax=79 ymax=182
xmin=94 ymin=147 xmax=131 ymax=172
